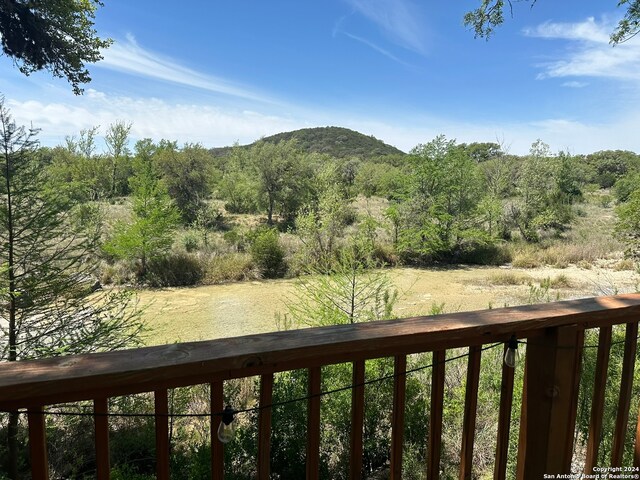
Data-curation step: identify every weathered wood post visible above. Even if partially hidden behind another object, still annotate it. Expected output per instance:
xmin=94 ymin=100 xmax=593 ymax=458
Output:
xmin=517 ymin=325 xmax=583 ymax=478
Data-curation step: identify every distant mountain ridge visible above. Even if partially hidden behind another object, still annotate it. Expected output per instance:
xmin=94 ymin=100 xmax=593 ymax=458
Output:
xmin=211 ymin=126 xmax=405 ymax=159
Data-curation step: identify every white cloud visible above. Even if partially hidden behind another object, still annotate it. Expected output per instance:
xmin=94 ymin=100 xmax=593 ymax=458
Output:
xmin=7 ymin=89 xmax=640 ymax=156
xmin=525 ymin=17 xmax=640 ymax=81
xmin=562 ymin=81 xmax=588 ymax=88
xmin=341 ymin=32 xmax=410 ymax=66
xmin=523 ymin=17 xmax=610 ymax=43
xmin=99 ymin=34 xmax=274 ymax=103
xmin=6 ymin=92 xmax=305 ymax=149
xmin=342 ymin=0 xmax=427 ymax=54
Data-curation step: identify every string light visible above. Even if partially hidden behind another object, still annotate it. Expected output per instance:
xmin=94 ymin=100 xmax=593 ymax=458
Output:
xmin=504 ymin=335 xmax=519 ymax=368
xmin=217 ymin=406 xmax=236 ymax=444
xmin=4 ymin=332 xmax=637 ymax=445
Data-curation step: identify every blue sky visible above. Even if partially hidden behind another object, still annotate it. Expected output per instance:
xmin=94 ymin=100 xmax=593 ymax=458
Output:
xmin=2 ymin=1 xmax=639 ymax=154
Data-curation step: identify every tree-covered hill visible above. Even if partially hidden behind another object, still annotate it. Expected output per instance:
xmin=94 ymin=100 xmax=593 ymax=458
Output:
xmin=211 ymin=126 xmax=405 ymax=159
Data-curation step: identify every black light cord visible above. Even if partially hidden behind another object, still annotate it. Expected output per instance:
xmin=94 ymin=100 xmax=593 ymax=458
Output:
xmin=4 ymin=331 xmax=638 ymax=420
xmin=516 ymin=332 xmax=640 ymax=350
xmin=2 ymin=342 xmax=505 ymax=419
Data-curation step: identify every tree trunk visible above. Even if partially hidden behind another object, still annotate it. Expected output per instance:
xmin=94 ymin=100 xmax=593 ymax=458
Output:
xmin=4 ymin=127 xmax=19 ymax=480
xmin=267 ymin=194 xmax=274 ymax=225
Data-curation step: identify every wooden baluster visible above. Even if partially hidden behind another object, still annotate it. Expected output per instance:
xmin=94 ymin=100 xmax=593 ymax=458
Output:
xmin=155 ymin=389 xmax=170 ymax=480
xmin=585 ymin=326 xmax=612 ymax=473
xmin=94 ymin=398 xmax=110 ymax=480
xmin=459 ymin=345 xmax=481 ymax=480
xmin=612 ymin=321 xmax=639 ymax=466
xmin=258 ymin=374 xmax=274 ymax=480
xmin=350 ymin=360 xmax=365 ymax=480
xmin=635 ymin=400 xmax=640 ymax=467
xmin=518 ymin=325 xmax=582 ymax=478
xmin=494 ymin=344 xmax=515 ymax=480
xmin=390 ymin=355 xmax=407 ymax=480
xmin=210 ymin=381 xmax=224 ymax=480
xmin=428 ymin=350 xmax=445 ymax=480
xmin=548 ymin=327 xmax=584 ymax=468
xmin=307 ymin=367 xmax=321 ymax=480
xmin=28 ymin=407 xmax=49 ymax=480
xmin=516 ymin=358 xmax=528 ymax=479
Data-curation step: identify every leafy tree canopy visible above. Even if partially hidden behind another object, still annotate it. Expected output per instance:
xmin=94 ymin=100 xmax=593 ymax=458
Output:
xmin=465 ymin=0 xmax=640 ymax=43
xmin=0 ymin=0 xmax=111 ymax=94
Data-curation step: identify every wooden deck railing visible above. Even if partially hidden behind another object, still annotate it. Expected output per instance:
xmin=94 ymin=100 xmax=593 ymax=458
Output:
xmin=1 ymin=294 xmax=640 ymax=479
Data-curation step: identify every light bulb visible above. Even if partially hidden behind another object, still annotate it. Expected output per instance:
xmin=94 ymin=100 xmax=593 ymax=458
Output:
xmin=217 ymin=406 xmax=236 ymax=444
xmin=504 ymin=336 xmax=519 ymax=368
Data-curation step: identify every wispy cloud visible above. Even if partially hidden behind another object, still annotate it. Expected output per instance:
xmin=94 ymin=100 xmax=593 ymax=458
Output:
xmin=523 ymin=17 xmax=610 ymax=43
xmin=524 ymin=17 xmax=640 ymax=81
xmin=99 ymin=34 xmax=273 ymax=103
xmin=562 ymin=81 xmax=588 ymax=88
xmin=342 ymin=0 xmax=427 ymax=54
xmin=341 ymin=32 xmax=410 ymax=66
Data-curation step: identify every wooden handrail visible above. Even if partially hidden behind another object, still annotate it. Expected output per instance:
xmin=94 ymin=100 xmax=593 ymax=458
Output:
xmin=1 ymin=294 xmax=639 ymax=410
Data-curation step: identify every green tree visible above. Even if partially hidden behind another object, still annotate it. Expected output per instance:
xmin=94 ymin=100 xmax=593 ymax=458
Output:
xmin=155 ymin=142 xmax=213 ymax=223
xmin=615 ymin=188 xmax=640 ymax=260
xmin=217 ymin=145 xmax=259 ymax=214
xmin=465 ymin=1 xmax=640 ymax=44
xmin=105 ymin=121 xmax=133 ymax=197
xmin=104 ymin=139 xmax=180 ymax=278
xmin=584 ymin=150 xmax=640 ymax=188
xmin=0 ymin=0 xmax=112 ymax=94
xmin=250 ymin=228 xmax=286 ymax=279
xmin=0 ymin=99 xmax=143 ymax=479
xmin=509 ymin=140 xmax=575 ymax=242
xmin=250 ymin=139 xmax=307 ymax=224
xmin=296 ymin=167 xmax=354 ymax=269
xmin=399 ymin=136 xmax=486 ymax=261
xmin=48 ymin=126 xmax=112 ymax=201
xmin=280 ymin=241 xmax=397 ymax=327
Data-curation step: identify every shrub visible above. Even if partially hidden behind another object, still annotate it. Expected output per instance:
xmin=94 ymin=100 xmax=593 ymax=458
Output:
xmin=145 ymin=253 xmax=204 ymax=287
xmin=203 ymin=253 xmax=260 ymax=284
xmin=250 ymin=229 xmax=286 ymax=278
xmin=488 ymin=271 xmax=532 ymax=286
xmin=457 ymin=241 xmax=511 ymax=266
xmin=182 ymin=231 xmax=200 ymax=253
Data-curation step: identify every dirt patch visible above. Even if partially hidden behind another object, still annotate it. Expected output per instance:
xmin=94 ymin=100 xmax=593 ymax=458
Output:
xmin=139 ymin=265 xmax=638 ymax=345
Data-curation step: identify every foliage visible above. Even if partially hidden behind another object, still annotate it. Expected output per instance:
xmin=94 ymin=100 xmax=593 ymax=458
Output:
xmin=155 ymin=142 xmax=213 ymax=223
xmin=465 ymin=0 xmax=640 ymax=44
xmin=48 ymin=127 xmax=111 ymax=201
xmin=0 ymin=0 xmax=112 ymax=94
xmin=613 ymin=172 xmax=640 ymax=203
xmin=105 ymin=121 xmax=133 ymax=197
xmin=295 ymin=169 xmax=355 ymax=269
xmin=104 ymin=139 xmax=180 ymax=278
xmin=508 ymin=140 xmax=575 ymax=242
xmin=397 ymin=135 xmax=486 ymax=262
xmin=281 ymin=242 xmax=398 ymax=327
xmin=192 ymin=204 xmax=224 ymax=248
xmin=615 ymin=188 xmax=640 ymax=260
xmin=250 ymin=228 xmax=286 ymax=279
xmin=0 ymin=97 xmax=143 ymax=479
xmin=145 ymin=252 xmax=204 ymax=287
xmin=584 ymin=150 xmax=640 ymax=189
xmin=249 ymin=139 xmax=313 ymax=224
xmin=216 ymin=144 xmax=259 ymax=214
xmin=355 ymin=161 xmax=408 ymax=199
